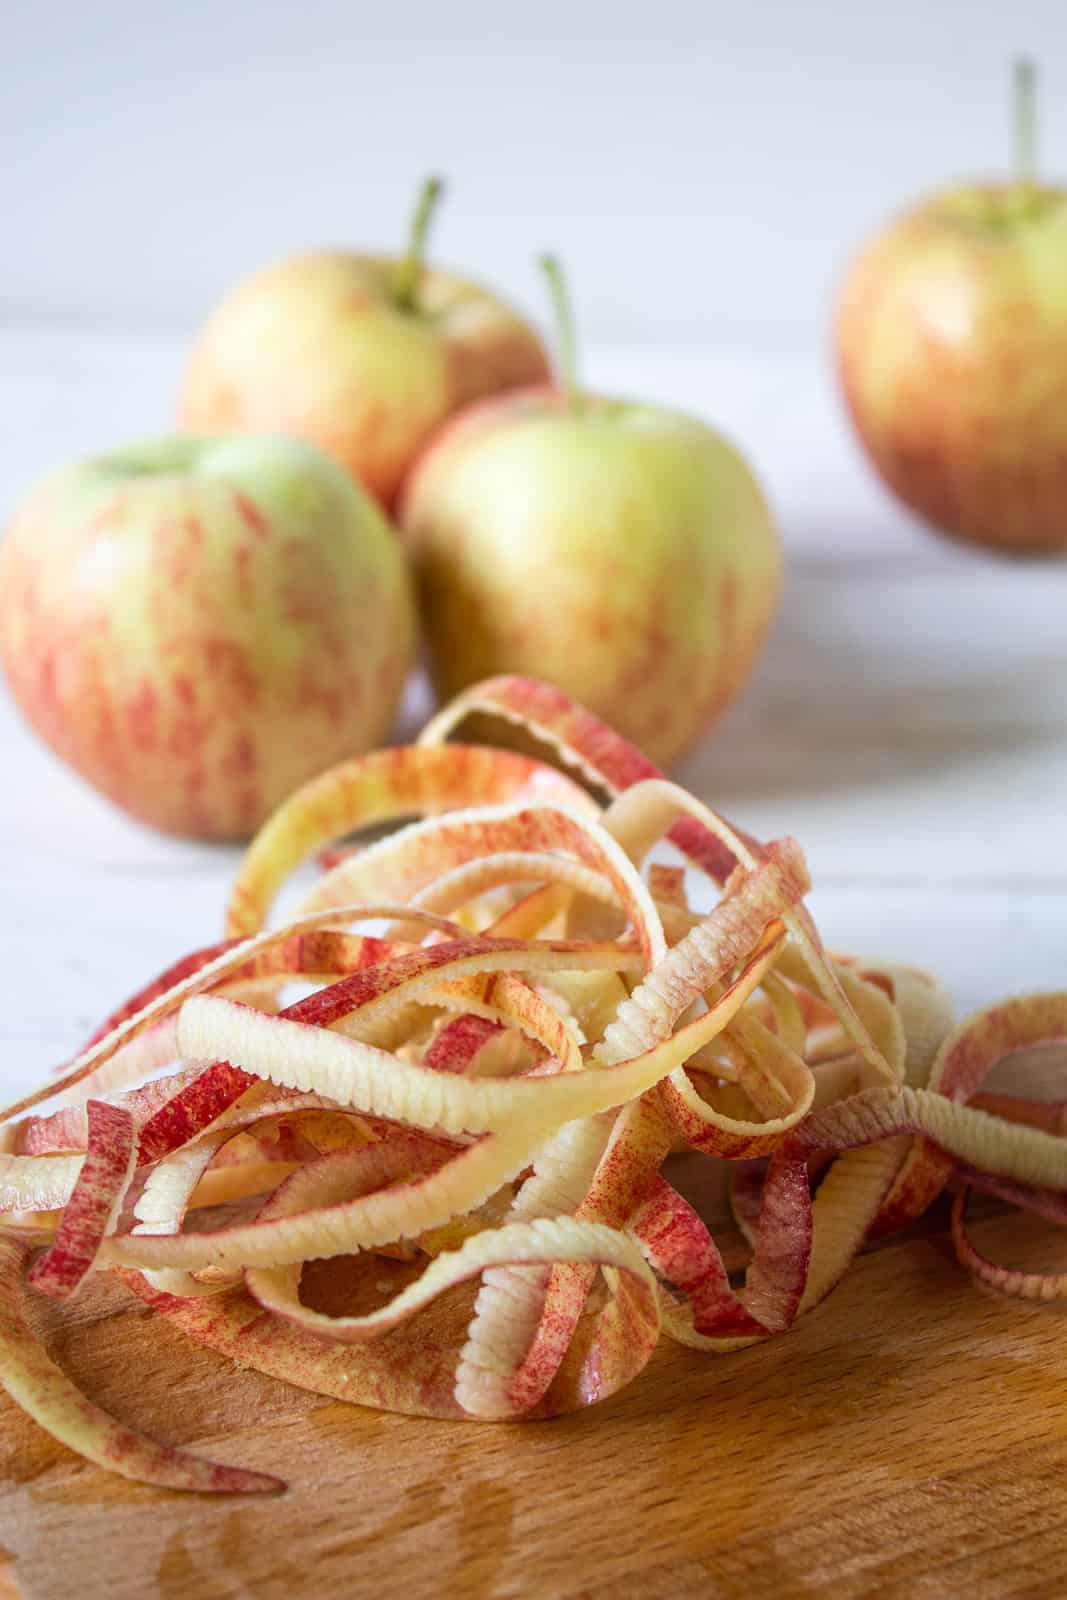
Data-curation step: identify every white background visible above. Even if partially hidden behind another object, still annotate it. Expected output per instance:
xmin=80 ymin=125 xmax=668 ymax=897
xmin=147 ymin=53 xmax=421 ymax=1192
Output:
xmin=1 ymin=3 xmax=1066 ymax=1098
xmin=4 ymin=0 xmax=1066 ymax=353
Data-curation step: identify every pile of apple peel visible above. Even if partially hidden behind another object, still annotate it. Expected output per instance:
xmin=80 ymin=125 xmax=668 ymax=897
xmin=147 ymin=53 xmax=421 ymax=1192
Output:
xmin=1 ymin=676 xmax=1065 ymax=1496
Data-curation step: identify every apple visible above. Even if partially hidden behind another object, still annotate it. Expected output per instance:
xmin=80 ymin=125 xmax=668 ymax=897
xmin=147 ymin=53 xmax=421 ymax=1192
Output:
xmin=399 ymin=258 xmax=781 ymax=767
xmin=0 ymin=435 xmax=415 ymax=839
xmin=836 ymin=60 xmax=1067 ymax=552
xmin=179 ymin=178 xmax=551 ymax=507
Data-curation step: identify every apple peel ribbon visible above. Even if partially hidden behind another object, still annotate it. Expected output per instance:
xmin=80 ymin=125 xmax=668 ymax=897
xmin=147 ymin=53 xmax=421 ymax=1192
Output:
xmin=0 ymin=1233 xmax=282 ymax=1494
xmin=0 ymin=677 xmax=1064 ymax=1495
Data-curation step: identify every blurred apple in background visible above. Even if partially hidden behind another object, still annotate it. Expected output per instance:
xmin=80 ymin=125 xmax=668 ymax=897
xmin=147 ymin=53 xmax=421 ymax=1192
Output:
xmin=179 ymin=179 xmax=550 ymax=508
xmin=401 ymin=258 xmax=780 ymax=767
xmin=0 ymin=436 xmax=414 ymax=839
xmin=837 ymin=60 xmax=1067 ymax=553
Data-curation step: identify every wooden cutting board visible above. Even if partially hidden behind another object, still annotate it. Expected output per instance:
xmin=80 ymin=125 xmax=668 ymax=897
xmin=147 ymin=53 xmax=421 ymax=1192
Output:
xmin=1 ymin=1196 xmax=1065 ymax=1600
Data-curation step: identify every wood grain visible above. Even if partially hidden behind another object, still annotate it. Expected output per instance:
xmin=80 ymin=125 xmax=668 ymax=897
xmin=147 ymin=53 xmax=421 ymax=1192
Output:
xmin=1 ymin=332 xmax=1066 ymax=1598
xmin=1 ymin=1199 xmax=1065 ymax=1600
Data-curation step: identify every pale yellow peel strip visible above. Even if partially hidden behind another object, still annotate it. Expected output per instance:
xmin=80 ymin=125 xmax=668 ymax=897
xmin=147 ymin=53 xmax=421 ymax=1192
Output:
xmin=0 ymin=1234 xmax=280 ymax=1493
xmin=0 ymin=905 xmax=468 ymax=1125
xmin=98 ymin=935 xmax=778 ymax=1275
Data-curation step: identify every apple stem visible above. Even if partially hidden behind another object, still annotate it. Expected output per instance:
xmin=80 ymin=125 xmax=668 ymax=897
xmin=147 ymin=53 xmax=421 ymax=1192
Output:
xmin=1013 ymin=56 xmax=1037 ymax=185
xmin=539 ymin=255 xmax=580 ymax=413
xmin=394 ymin=176 xmax=446 ymax=313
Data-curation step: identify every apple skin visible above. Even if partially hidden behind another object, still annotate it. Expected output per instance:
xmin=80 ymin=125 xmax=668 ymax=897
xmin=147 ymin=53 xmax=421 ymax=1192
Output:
xmin=837 ymin=182 xmax=1067 ymax=552
xmin=179 ymin=253 xmax=551 ymax=507
xmin=399 ymin=388 xmax=781 ymax=768
xmin=0 ymin=435 xmax=415 ymax=839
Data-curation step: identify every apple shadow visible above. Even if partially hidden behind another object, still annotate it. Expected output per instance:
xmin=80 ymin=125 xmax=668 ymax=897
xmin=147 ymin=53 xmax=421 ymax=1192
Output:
xmin=676 ymin=551 xmax=1067 ymax=813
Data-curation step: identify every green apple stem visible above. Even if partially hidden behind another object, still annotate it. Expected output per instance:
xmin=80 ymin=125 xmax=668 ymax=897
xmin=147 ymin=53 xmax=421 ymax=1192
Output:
xmin=394 ymin=176 xmax=446 ymax=313
xmin=540 ymin=255 xmax=580 ymax=413
xmin=1013 ymin=56 xmax=1037 ymax=185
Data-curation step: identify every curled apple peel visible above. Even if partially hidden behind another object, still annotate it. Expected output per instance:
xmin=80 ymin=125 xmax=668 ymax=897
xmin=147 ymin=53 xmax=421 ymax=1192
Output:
xmin=0 ymin=675 xmax=1064 ymax=1493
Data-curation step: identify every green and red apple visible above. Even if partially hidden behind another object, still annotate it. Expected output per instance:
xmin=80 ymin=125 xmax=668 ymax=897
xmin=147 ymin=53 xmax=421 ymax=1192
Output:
xmin=0 ymin=435 xmax=414 ymax=839
xmin=837 ymin=60 xmax=1067 ymax=552
xmin=180 ymin=179 xmax=550 ymax=507
xmin=400 ymin=260 xmax=780 ymax=767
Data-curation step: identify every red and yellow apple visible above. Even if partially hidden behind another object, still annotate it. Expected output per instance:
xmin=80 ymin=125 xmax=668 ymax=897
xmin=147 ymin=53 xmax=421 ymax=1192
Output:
xmin=399 ymin=261 xmax=781 ymax=768
xmin=0 ymin=435 xmax=415 ymax=839
xmin=179 ymin=179 xmax=550 ymax=507
xmin=836 ymin=61 xmax=1067 ymax=552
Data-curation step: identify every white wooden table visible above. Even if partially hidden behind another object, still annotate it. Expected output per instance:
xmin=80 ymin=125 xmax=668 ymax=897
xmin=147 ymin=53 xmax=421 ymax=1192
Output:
xmin=1 ymin=330 xmax=1065 ymax=1096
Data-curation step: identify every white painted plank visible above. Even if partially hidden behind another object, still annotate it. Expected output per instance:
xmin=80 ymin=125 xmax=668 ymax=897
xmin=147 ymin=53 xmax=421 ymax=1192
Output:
xmin=679 ymin=563 xmax=1067 ymax=888
xmin=0 ymin=330 xmax=1064 ymax=1104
